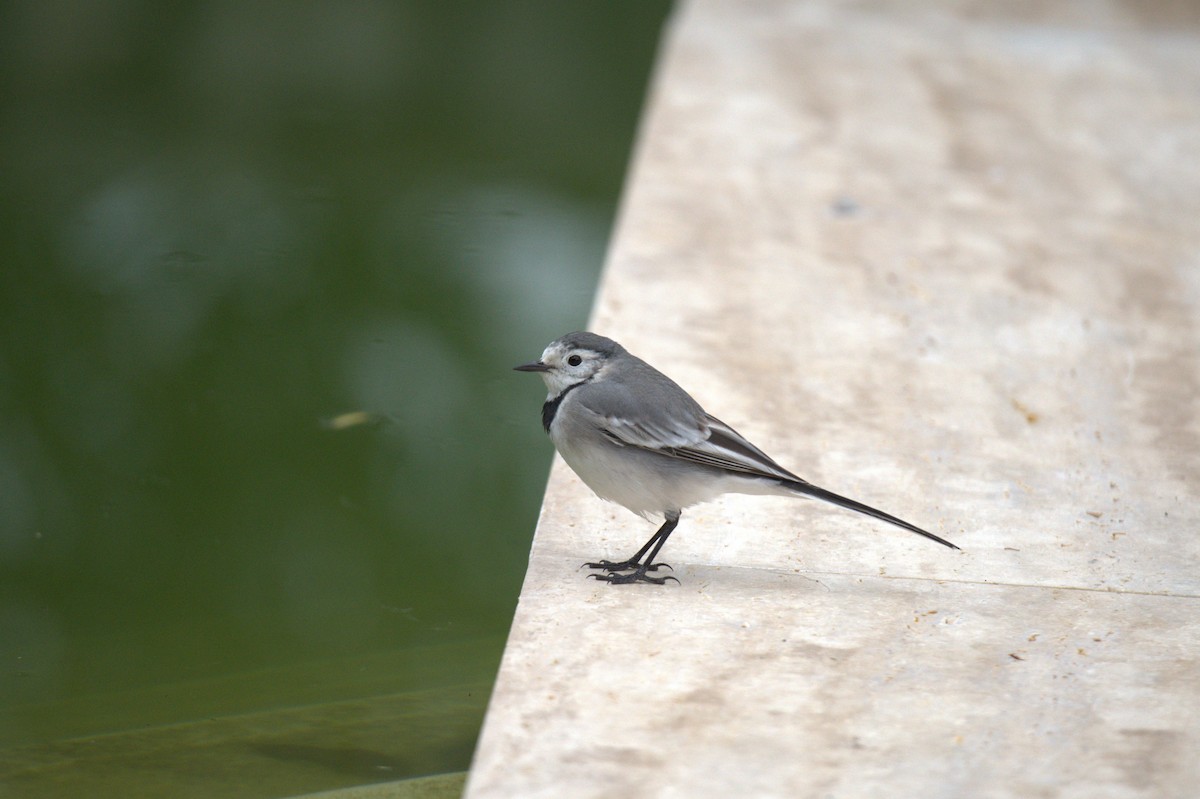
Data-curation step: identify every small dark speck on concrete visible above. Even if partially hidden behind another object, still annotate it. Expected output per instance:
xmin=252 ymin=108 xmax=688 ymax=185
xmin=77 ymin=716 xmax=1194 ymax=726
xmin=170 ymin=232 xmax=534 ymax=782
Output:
xmin=831 ymin=196 xmax=861 ymax=216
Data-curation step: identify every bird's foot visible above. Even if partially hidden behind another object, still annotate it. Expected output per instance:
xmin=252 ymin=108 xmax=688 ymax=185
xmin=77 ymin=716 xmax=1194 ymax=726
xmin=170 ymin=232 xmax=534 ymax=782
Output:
xmin=582 ymin=559 xmax=672 ymax=573
xmin=588 ymin=566 xmax=679 ymax=586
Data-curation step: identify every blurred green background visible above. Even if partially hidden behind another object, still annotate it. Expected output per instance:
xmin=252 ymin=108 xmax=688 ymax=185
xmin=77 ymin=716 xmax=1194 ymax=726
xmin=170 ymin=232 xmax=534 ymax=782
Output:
xmin=0 ymin=1 xmax=672 ymax=795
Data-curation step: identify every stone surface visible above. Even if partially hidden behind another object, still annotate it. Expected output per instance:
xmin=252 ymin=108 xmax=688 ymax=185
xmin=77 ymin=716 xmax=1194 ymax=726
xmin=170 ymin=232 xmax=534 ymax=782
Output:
xmin=467 ymin=1 xmax=1200 ymax=797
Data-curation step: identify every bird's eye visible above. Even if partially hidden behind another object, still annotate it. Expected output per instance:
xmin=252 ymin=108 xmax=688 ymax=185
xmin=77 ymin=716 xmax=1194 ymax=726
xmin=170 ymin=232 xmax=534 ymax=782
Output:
xmin=567 ymin=354 xmax=582 ymax=367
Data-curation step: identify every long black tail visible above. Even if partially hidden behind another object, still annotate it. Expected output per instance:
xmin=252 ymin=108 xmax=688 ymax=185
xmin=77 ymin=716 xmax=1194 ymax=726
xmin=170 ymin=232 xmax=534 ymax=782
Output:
xmin=782 ymin=479 xmax=960 ymax=550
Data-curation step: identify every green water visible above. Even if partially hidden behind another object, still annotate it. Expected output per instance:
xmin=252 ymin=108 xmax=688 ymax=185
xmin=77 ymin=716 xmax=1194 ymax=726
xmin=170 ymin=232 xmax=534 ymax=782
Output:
xmin=0 ymin=1 xmax=671 ymax=795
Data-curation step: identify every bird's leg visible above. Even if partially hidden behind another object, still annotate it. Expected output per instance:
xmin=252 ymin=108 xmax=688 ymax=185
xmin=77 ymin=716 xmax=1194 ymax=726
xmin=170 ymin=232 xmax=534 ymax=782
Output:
xmin=583 ymin=512 xmax=678 ymax=572
xmin=586 ymin=513 xmax=680 ymax=585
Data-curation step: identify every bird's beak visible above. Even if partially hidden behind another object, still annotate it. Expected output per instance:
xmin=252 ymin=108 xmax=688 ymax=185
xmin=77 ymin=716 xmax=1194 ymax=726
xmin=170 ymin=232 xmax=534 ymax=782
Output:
xmin=514 ymin=360 xmax=550 ymax=373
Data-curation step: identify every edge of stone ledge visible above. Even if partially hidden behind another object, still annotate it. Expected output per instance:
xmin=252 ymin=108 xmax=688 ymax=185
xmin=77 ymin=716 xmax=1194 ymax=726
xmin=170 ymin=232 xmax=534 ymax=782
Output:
xmin=285 ymin=771 xmax=466 ymax=799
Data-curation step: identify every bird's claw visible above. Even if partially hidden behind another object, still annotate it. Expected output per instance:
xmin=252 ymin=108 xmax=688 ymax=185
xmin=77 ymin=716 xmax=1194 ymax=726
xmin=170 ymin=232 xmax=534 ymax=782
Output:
xmin=588 ymin=569 xmax=679 ymax=586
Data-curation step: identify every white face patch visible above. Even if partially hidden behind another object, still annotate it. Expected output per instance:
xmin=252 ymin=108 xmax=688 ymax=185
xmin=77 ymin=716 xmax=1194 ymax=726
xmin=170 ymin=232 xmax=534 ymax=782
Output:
xmin=537 ymin=343 xmax=606 ymax=395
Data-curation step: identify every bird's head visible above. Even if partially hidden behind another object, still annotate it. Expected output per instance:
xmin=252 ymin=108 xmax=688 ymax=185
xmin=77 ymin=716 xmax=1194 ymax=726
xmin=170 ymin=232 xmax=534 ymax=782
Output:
xmin=514 ymin=331 xmax=620 ymax=395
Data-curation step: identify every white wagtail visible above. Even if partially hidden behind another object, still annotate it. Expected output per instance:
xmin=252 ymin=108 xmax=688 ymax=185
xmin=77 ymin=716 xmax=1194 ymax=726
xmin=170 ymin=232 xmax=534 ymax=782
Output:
xmin=516 ymin=331 xmax=959 ymax=585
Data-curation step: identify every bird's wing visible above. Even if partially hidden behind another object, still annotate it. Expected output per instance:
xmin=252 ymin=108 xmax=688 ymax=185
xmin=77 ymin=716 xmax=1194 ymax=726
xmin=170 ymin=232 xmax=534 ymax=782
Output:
xmin=574 ymin=377 xmax=710 ymax=449
xmin=661 ymin=414 xmax=807 ymax=484
xmin=603 ymin=414 xmax=706 ymax=448
xmin=581 ymin=385 xmax=805 ymax=484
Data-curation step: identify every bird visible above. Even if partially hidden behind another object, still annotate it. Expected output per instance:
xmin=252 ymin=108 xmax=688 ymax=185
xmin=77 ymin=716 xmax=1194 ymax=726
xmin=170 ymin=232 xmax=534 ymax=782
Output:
xmin=514 ymin=331 xmax=958 ymax=585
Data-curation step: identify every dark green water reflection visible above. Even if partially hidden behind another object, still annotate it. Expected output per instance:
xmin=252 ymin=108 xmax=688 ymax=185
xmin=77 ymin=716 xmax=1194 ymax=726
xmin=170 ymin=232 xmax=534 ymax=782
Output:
xmin=0 ymin=1 xmax=671 ymax=795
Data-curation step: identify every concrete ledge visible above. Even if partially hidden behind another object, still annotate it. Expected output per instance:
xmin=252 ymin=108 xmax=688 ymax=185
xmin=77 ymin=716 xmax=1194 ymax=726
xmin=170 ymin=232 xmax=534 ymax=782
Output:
xmin=468 ymin=1 xmax=1200 ymax=796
